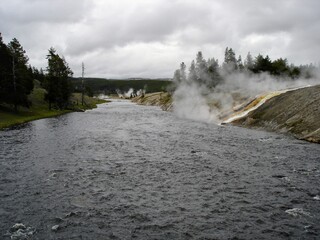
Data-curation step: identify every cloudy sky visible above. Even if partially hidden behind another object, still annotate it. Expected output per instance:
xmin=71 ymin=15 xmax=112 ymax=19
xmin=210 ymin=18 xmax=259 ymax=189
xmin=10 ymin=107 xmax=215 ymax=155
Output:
xmin=1 ymin=0 xmax=319 ymax=78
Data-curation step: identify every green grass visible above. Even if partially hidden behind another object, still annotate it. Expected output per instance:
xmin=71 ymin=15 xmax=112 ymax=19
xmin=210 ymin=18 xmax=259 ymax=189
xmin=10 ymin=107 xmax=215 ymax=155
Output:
xmin=0 ymin=86 xmax=107 ymax=130
xmin=70 ymin=93 xmax=108 ymax=111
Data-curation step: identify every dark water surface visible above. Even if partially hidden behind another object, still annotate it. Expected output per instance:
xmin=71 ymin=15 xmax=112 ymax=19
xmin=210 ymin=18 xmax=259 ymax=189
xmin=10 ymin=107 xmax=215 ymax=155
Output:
xmin=0 ymin=100 xmax=320 ymax=239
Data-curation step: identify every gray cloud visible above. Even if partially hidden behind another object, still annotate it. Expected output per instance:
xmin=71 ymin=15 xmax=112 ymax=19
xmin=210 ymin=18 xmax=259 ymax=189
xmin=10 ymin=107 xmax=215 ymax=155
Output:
xmin=0 ymin=0 xmax=319 ymax=78
xmin=0 ymin=0 xmax=90 ymax=24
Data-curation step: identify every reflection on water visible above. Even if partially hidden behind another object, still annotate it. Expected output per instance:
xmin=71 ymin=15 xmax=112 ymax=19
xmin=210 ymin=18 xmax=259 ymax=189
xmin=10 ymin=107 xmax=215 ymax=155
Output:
xmin=1 ymin=100 xmax=320 ymax=239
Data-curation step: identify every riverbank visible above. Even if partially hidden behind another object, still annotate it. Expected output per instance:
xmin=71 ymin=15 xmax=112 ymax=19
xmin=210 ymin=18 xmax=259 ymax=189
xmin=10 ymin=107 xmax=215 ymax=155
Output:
xmin=132 ymin=92 xmax=173 ymax=111
xmin=132 ymin=86 xmax=320 ymax=143
xmin=0 ymin=87 xmax=107 ymax=130
xmin=225 ymin=85 xmax=320 ymax=143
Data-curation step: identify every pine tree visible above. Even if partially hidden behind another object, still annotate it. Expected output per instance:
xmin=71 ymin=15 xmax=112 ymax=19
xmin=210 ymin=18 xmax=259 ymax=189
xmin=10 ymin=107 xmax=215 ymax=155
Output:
xmin=0 ymin=33 xmax=13 ymax=107
xmin=252 ymin=54 xmax=272 ymax=73
xmin=244 ymin=52 xmax=254 ymax=71
xmin=188 ymin=60 xmax=197 ymax=83
xmin=271 ymin=58 xmax=289 ymax=76
xmin=180 ymin=62 xmax=187 ymax=82
xmin=44 ymin=47 xmax=73 ymax=110
xmin=223 ymin=47 xmax=237 ymax=72
xmin=207 ymin=57 xmax=222 ymax=87
xmin=0 ymin=37 xmax=34 ymax=110
xmin=195 ymin=51 xmax=210 ymax=86
xmin=173 ymin=69 xmax=181 ymax=84
xmin=8 ymin=38 xmax=34 ymax=97
xmin=237 ymin=55 xmax=244 ymax=71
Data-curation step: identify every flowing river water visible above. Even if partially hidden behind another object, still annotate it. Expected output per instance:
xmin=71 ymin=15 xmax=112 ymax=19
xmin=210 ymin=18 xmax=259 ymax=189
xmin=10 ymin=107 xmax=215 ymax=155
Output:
xmin=0 ymin=100 xmax=320 ymax=239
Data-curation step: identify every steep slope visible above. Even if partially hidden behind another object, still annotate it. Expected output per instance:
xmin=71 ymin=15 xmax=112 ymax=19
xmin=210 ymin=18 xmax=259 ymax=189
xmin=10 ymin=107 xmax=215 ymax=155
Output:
xmin=227 ymin=85 xmax=320 ymax=143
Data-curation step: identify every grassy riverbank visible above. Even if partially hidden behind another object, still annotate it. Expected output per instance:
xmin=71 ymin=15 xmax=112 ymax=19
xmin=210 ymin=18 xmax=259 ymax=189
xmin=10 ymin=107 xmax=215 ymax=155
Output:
xmin=0 ymin=87 xmax=107 ymax=130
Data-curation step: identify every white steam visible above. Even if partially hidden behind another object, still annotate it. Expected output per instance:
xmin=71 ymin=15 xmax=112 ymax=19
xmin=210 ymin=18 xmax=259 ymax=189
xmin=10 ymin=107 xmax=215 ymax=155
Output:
xmin=173 ymin=83 xmax=218 ymax=123
xmin=219 ymin=72 xmax=319 ymax=96
xmin=125 ymin=88 xmax=134 ymax=98
xmin=116 ymin=88 xmax=145 ymax=98
xmin=173 ymin=71 xmax=319 ymax=124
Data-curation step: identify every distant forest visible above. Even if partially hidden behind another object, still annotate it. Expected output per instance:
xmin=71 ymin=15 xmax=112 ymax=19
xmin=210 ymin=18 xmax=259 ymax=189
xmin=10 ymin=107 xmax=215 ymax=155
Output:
xmin=172 ymin=48 xmax=319 ymax=90
xmin=71 ymin=78 xmax=171 ymax=95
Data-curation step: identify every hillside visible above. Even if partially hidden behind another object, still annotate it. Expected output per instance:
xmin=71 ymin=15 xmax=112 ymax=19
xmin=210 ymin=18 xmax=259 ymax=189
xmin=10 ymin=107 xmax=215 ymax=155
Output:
xmin=132 ymin=92 xmax=173 ymax=111
xmin=226 ymin=85 xmax=320 ymax=143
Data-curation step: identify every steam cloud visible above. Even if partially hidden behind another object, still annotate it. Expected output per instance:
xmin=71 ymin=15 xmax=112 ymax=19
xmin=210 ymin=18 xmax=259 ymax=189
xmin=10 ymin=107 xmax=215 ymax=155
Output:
xmin=174 ymin=83 xmax=219 ymax=123
xmin=116 ymin=88 xmax=145 ymax=99
xmin=173 ymin=68 xmax=320 ymax=124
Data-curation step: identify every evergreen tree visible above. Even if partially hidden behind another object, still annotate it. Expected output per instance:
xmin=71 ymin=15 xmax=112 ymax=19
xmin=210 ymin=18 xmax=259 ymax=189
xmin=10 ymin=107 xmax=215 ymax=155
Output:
xmin=207 ymin=57 xmax=222 ymax=87
xmin=0 ymin=37 xmax=33 ymax=110
xmin=44 ymin=47 xmax=73 ymax=110
xmin=8 ymin=39 xmax=32 ymax=89
xmin=237 ymin=55 xmax=244 ymax=71
xmin=173 ymin=69 xmax=181 ymax=84
xmin=223 ymin=47 xmax=237 ymax=72
xmin=31 ymin=66 xmax=45 ymax=83
xmin=252 ymin=54 xmax=273 ymax=73
xmin=288 ymin=64 xmax=301 ymax=79
xmin=271 ymin=58 xmax=289 ymax=76
xmin=8 ymin=38 xmax=34 ymax=110
xmin=0 ymin=33 xmax=13 ymax=107
xmin=244 ymin=52 xmax=254 ymax=71
xmin=180 ymin=62 xmax=187 ymax=82
xmin=195 ymin=51 xmax=209 ymax=85
xmin=188 ymin=60 xmax=197 ymax=83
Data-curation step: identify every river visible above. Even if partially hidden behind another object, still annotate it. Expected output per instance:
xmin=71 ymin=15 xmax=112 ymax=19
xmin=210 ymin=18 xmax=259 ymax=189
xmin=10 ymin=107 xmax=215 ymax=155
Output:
xmin=0 ymin=100 xmax=319 ymax=239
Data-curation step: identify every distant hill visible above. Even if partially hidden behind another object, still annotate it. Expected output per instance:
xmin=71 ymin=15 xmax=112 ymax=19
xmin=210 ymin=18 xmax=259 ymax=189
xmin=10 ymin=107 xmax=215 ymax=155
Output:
xmin=71 ymin=77 xmax=172 ymax=95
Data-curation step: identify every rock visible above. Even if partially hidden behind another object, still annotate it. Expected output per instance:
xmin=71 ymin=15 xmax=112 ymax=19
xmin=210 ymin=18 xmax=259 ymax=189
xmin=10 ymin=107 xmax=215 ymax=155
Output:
xmin=9 ymin=223 xmax=35 ymax=239
xmin=313 ymin=195 xmax=320 ymax=200
xmin=65 ymin=211 xmax=77 ymax=217
xmin=51 ymin=225 xmax=60 ymax=232
xmin=11 ymin=223 xmax=26 ymax=231
xmin=49 ymin=173 xmax=57 ymax=178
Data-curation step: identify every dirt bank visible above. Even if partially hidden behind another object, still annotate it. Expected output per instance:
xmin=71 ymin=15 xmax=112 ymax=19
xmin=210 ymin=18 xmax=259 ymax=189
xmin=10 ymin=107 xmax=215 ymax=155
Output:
xmin=228 ymin=85 xmax=320 ymax=143
xmin=132 ymin=92 xmax=173 ymax=111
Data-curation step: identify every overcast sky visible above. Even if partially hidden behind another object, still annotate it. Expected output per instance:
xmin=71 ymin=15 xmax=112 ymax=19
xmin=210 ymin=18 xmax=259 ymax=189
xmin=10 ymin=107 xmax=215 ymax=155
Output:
xmin=1 ymin=0 xmax=320 ymax=78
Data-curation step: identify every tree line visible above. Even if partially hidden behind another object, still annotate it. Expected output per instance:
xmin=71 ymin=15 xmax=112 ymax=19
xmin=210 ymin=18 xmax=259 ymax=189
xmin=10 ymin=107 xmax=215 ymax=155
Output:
xmin=0 ymin=33 xmax=73 ymax=111
xmin=173 ymin=47 xmax=319 ymax=90
xmin=71 ymin=78 xmax=171 ymax=95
